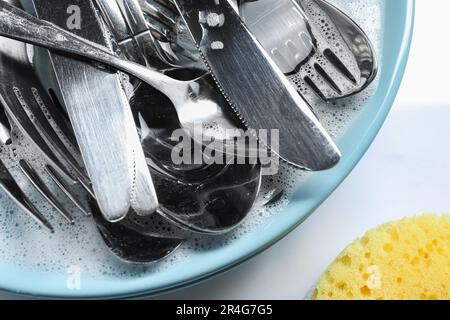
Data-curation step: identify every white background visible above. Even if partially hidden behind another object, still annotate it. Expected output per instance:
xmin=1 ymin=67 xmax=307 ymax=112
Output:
xmin=1 ymin=0 xmax=450 ymax=299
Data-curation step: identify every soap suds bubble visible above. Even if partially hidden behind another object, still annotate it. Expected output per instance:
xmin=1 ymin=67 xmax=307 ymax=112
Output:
xmin=0 ymin=0 xmax=384 ymax=280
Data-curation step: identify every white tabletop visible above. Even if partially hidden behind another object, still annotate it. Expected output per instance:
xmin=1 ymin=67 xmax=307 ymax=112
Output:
xmin=2 ymin=1 xmax=449 ymax=300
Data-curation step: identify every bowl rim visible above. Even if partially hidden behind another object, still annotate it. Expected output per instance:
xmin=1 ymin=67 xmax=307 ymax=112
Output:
xmin=0 ymin=0 xmax=415 ymax=299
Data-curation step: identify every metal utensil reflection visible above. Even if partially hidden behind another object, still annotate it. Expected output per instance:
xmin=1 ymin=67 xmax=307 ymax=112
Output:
xmin=134 ymin=83 xmax=262 ymax=234
xmin=24 ymin=0 xmax=158 ymax=222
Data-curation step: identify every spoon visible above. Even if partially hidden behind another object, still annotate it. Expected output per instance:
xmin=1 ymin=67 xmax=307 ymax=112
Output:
xmin=153 ymin=162 xmax=262 ymax=234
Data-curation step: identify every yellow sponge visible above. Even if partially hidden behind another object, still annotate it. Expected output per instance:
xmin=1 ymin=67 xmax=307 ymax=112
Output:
xmin=312 ymin=214 xmax=450 ymax=300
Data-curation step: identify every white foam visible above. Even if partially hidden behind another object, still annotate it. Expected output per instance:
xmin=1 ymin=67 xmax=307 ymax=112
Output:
xmin=0 ymin=0 xmax=385 ymax=278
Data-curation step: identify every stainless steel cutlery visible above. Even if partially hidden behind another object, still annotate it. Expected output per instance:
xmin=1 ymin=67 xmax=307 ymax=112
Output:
xmin=0 ymin=0 xmax=377 ymax=262
xmin=0 ymin=2 xmax=241 ymax=142
xmin=240 ymin=0 xmax=377 ymax=101
xmin=100 ymin=3 xmax=262 ymax=234
xmin=239 ymin=0 xmax=315 ymax=74
xmin=96 ymin=0 xmax=240 ymax=144
xmin=26 ymin=0 xmax=158 ymax=223
xmin=0 ymin=37 xmax=86 ymax=188
xmin=139 ymin=0 xmax=203 ymax=67
xmin=19 ymin=159 xmax=74 ymax=223
xmin=91 ymin=201 xmax=188 ymax=264
xmin=172 ymin=0 xmax=340 ymax=170
xmin=0 ymin=159 xmax=54 ymax=233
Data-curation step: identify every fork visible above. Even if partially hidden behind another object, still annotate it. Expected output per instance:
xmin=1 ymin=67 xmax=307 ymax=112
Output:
xmin=290 ymin=0 xmax=362 ymax=100
xmin=95 ymin=0 xmax=174 ymax=69
xmin=0 ymin=104 xmax=91 ymax=232
xmin=298 ymin=0 xmax=377 ymax=99
xmin=0 ymin=0 xmax=92 ymax=231
xmin=134 ymin=0 xmax=372 ymax=101
xmin=239 ymin=0 xmax=316 ymax=75
xmin=97 ymin=0 xmax=202 ymax=69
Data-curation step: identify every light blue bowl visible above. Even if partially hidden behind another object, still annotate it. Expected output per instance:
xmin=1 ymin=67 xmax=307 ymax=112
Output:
xmin=0 ymin=0 xmax=414 ymax=298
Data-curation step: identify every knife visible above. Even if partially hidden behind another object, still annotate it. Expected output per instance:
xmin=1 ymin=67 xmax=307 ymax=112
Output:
xmin=23 ymin=0 xmax=158 ymax=221
xmin=172 ymin=0 xmax=341 ymax=170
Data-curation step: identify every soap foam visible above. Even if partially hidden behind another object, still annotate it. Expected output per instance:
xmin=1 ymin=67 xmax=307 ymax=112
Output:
xmin=0 ymin=0 xmax=385 ymax=279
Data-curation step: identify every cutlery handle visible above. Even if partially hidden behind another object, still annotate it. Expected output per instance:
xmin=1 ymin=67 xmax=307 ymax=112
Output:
xmin=0 ymin=2 xmax=179 ymax=98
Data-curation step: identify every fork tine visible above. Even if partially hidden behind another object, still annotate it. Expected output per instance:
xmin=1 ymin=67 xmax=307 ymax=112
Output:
xmin=97 ymin=0 xmax=178 ymax=69
xmin=46 ymin=165 xmax=91 ymax=216
xmin=313 ymin=63 xmax=342 ymax=94
xmin=169 ymin=42 xmax=200 ymax=62
xmin=302 ymin=76 xmax=325 ymax=100
xmin=144 ymin=19 xmax=199 ymax=64
xmin=157 ymin=40 xmax=180 ymax=61
xmin=105 ymin=0 xmax=201 ymax=68
xmin=19 ymin=159 xmax=74 ymax=223
xmin=314 ymin=53 xmax=359 ymax=99
xmin=0 ymin=160 xmax=54 ymax=232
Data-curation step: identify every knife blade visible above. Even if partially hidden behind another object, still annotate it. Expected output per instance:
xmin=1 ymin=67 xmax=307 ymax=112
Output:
xmin=24 ymin=0 xmax=158 ymax=221
xmin=173 ymin=0 xmax=341 ymax=170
